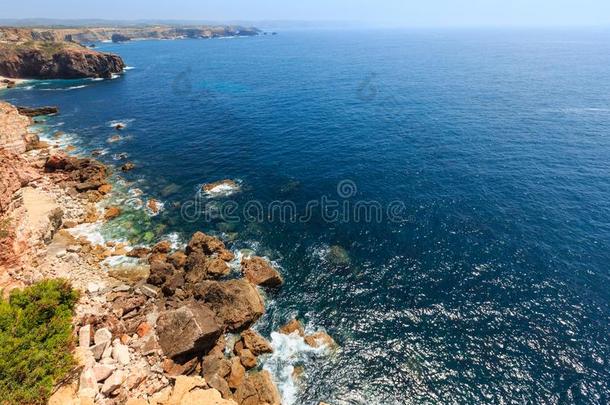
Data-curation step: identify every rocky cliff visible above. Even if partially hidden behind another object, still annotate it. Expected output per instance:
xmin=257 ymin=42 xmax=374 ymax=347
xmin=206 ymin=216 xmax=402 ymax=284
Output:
xmin=0 ymin=101 xmax=32 ymax=153
xmin=0 ymin=41 xmax=125 ymax=79
xmin=0 ymin=25 xmax=260 ymax=44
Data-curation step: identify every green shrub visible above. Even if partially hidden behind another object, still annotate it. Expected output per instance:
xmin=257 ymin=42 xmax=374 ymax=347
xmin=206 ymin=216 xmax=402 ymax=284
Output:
xmin=0 ymin=280 xmax=79 ymax=404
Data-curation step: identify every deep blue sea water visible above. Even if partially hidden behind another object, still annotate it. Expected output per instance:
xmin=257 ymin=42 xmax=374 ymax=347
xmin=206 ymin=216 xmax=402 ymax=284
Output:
xmin=3 ymin=29 xmax=610 ymax=404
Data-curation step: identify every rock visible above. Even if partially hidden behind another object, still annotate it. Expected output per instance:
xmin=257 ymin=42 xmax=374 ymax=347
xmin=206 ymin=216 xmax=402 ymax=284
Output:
xmin=165 ymin=376 xmax=206 ymax=404
xmin=169 ymin=251 xmax=187 ymax=268
xmin=122 ymin=162 xmax=135 ymax=172
xmin=162 ymin=272 xmax=185 ymax=296
xmin=202 ymin=179 xmax=239 ymax=193
xmin=104 ymin=206 xmax=121 ymax=220
xmin=45 ymin=154 xmax=70 ymax=171
xmin=279 ymin=318 xmax=305 ymax=337
xmin=186 ymin=252 xmax=230 ymax=282
xmin=201 ymin=351 xmax=231 ymax=381
xmin=156 ymin=303 xmax=222 ymax=359
xmin=74 ymin=347 xmax=96 ymax=368
xmin=79 ymin=324 xmax=92 ymax=348
xmin=78 ymin=368 xmax=98 ymax=398
xmin=147 ymin=199 xmax=160 ymax=214
xmin=152 ymin=240 xmax=172 ymax=254
xmin=16 ymin=106 xmax=59 ymax=117
xmin=111 ymin=294 xmax=146 ymax=317
xmin=226 ymin=356 xmax=246 ymax=389
xmin=328 ymin=245 xmax=350 ymax=265
xmin=250 ymin=371 xmax=281 ymax=405
xmin=304 ymin=331 xmax=337 ymax=349
xmin=124 ymin=368 xmax=148 ymax=391
xmin=162 ymin=357 xmax=199 ymax=377
xmin=140 ymin=283 xmax=160 ymax=299
xmin=136 ymin=321 xmax=152 ymax=337
xmin=240 ymin=329 xmax=273 ymax=356
xmin=148 ymin=261 xmax=174 ymax=286
xmin=241 ymin=256 xmax=283 ymax=288
xmin=94 ymin=327 xmax=113 ymax=345
xmin=112 ymin=343 xmax=130 ymax=365
xmin=90 ymin=341 xmax=108 ymax=360
xmin=101 ymin=370 xmax=126 ymax=395
xmin=93 ymin=364 xmax=115 ymax=382
xmin=127 ymin=246 xmax=151 ymax=258
xmin=239 ymin=348 xmax=257 ymax=370
xmin=207 ymin=373 xmax=232 ymax=399
xmin=193 ymin=279 xmax=265 ymax=332
xmin=186 ymin=231 xmax=231 ymax=258
xmin=98 ymin=184 xmax=112 ymax=194
xmin=234 ymin=377 xmax=258 ymax=405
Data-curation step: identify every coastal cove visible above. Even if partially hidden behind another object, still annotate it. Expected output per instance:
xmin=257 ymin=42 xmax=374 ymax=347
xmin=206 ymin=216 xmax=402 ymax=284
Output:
xmin=2 ymin=27 xmax=610 ymax=404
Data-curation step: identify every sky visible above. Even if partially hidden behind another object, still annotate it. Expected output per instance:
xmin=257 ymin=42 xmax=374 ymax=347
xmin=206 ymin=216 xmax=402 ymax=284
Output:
xmin=3 ymin=0 xmax=610 ymax=28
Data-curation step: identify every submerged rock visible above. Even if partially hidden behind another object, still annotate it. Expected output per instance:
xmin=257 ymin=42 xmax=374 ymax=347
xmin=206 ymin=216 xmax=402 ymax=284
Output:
xmin=121 ymin=162 xmax=135 ymax=172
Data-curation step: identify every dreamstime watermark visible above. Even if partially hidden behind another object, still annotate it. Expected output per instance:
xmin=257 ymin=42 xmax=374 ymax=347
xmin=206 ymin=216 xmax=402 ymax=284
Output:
xmin=180 ymin=180 xmax=414 ymax=225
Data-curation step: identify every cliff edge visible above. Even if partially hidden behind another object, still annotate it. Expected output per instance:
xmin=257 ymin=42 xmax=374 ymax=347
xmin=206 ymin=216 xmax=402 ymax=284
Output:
xmin=0 ymin=41 xmax=125 ymax=79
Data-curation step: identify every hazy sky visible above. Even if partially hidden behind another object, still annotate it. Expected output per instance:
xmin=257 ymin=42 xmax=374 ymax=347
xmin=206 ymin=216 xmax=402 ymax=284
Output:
xmin=3 ymin=0 xmax=610 ymax=27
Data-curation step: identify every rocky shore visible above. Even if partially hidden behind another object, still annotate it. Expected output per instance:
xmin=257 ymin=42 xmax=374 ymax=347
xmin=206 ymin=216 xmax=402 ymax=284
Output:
xmin=0 ymin=25 xmax=260 ymax=44
xmin=0 ymin=41 xmax=125 ymax=80
xmin=0 ymin=100 xmax=335 ymax=404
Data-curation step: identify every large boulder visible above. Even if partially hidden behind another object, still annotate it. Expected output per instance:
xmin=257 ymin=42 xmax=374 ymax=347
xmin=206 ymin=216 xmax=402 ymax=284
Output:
xmin=156 ymin=303 xmax=222 ymax=359
xmin=193 ymin=279 xmax=264 ymax=332
xmin=240 ymin=329 xmax=273 ymax=356
xmin=186 ymin=231 xmax=234 ymax=261
xmin=234 ymin=371 xmax=281 ymax=405
xmin=185 ymin=251 xmax=230 ymax=282
xmin=241 ymin=256 xmax=283 ymax=288
xmin=250 ymin=371 xmax=282 ymax=405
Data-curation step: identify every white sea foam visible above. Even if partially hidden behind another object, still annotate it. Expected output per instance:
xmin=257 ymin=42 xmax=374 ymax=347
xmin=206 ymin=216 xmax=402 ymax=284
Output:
xmin=199 ymin=180 xmax=242 ymax=198
xmin=124 ymin=66 xmax=136 ymax=70
xmin=145 ymin=199 xmax=165 ymax=217
xmin=162 ymin=232 xmax=186 ymax=250
xmin=101 ymin=255 xmax=139 ymax=268
xmin=128 ymin=188 xmax=144 ymax=198
xmin=264 ymin=331 xmax=327 ymax=405
xmin=108 ymin=119 xmax=135 ymax=129
xmin=68 ymin=222 xmax=105 ymax=246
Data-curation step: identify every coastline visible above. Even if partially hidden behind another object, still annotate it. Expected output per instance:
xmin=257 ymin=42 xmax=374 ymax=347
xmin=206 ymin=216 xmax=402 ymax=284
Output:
xmin=0 ymin=76 xmax=28 ymax=89
xmin=0 ymin=98 xmax=335 ymax=405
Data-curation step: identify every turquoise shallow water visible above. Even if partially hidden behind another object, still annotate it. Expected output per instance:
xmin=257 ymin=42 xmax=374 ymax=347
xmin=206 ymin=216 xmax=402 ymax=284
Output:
xmin=3 ymin=29 xmax=610 ymax=404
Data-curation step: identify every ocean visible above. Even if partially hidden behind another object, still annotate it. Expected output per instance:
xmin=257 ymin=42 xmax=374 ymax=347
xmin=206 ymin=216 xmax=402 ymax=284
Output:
xmin=3 ymin=28 xmax=610 ymax=404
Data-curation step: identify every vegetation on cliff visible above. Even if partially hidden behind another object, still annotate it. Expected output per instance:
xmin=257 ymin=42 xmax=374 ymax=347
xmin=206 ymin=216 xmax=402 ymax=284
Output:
xmin=0 ymin=280 xmax=79 ymax=404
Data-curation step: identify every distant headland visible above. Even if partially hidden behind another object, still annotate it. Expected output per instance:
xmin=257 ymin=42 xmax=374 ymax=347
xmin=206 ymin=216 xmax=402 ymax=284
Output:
xmin=0 ymin=25 xmax=260 ymax=81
